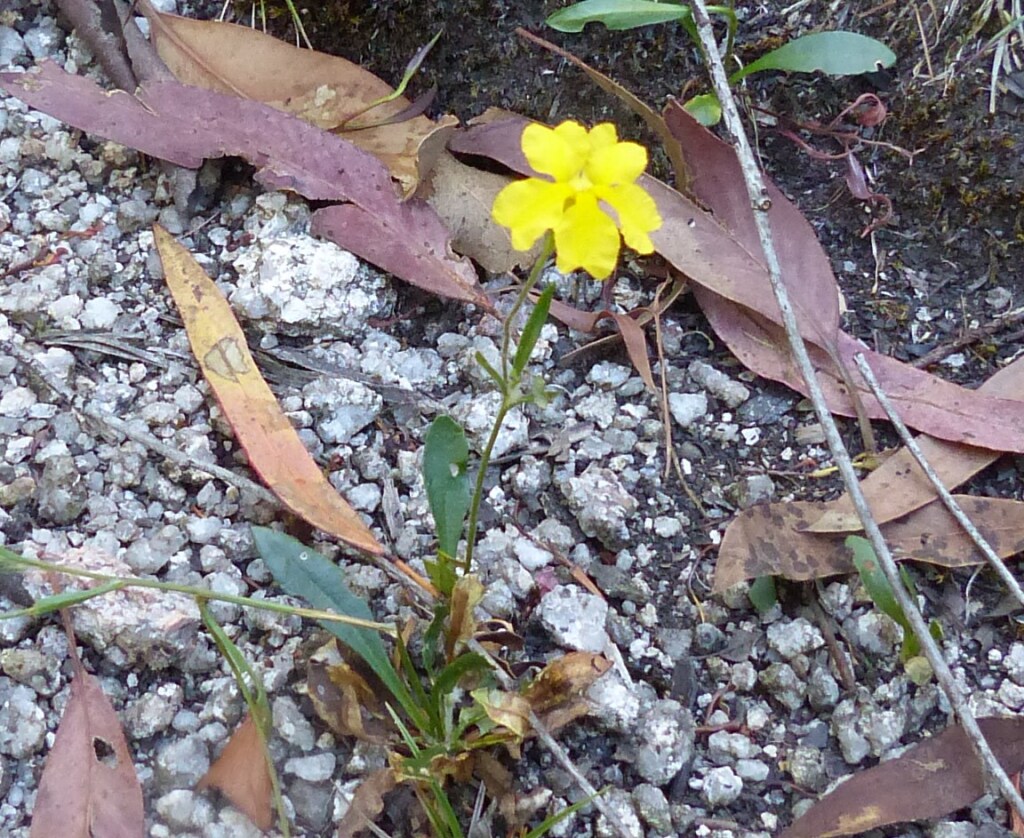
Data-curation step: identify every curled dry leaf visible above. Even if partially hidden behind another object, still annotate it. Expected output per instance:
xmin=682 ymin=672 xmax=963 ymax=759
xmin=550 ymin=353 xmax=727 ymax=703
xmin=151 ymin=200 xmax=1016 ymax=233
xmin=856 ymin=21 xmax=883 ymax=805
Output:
xmin=30 ymin=668 xmax=145 ymax=838
xmin=781 ymin=718 xmax=1024 ymax=838
xmin=154 ymin=225 xmax=383 ymax=554
xmin=337 ymin=769 xmax=398 ymax=838
xmin=197 ymin=714 xmax=273 ymax=832
xmin=715 ymin=496 xmax=1024 ymax=591
xmin=141 ymin=3 xmax=456 ymax=195
xmin=308 ymin=641 xmax=391 ymax=744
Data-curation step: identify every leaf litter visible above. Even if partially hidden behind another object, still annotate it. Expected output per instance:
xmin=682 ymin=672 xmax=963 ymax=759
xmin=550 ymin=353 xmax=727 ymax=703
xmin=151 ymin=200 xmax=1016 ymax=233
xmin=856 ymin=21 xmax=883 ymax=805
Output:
xmin=30 ymin=613 xmax=144 ymax=838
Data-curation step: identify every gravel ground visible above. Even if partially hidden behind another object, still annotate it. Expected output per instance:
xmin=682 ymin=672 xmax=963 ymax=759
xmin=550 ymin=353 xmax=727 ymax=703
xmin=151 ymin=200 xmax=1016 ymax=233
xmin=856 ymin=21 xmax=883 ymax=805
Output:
xmin=2 ymin=1 xmax=1023 ymax=837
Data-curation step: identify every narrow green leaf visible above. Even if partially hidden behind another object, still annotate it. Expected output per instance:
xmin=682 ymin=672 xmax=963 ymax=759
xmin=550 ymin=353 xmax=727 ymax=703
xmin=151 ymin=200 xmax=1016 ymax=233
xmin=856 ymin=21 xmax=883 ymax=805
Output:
xmin=252 ymin=527 xmax=423 ymax=725
xmin=474 ymin=350 xmax=505 ymax=390
xmin=546 ymin=0 xmax=690 ymax=33
xmin=423 ymin=416 xmax=471 ymax=571
xmin=512 ymin=284 xmax=556 ymax=377
xmin=683 ymin=92 xmax=722 ymax=126
xmin=847 ymin=536 xmax=909 ymax=630
xmin=748 ymin=576 xmax=777 ymax=615
xmin=731 ymin=31 xmax=896 ymax=83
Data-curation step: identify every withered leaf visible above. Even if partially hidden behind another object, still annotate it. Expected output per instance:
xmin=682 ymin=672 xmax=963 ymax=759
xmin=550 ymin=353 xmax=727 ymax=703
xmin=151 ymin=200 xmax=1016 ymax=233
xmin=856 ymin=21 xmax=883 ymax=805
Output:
xmin=142 ymin=5 xmax=456 ymax=195
xmin=155 ymin=225 xmax=384 ymax=554
xmin=30 ymin=668 xmax=145 ymax=838
xmin=197 ymin=714 xmax=273 ymax=831
xmin=307 ymin=641 xmax=391 ymax=744
xmin=0 ymin=63 xmax=488 ymax=309
xmin=808 ymin=353 xmax=1024 ymax=532
xmin=781 ymin=717 xmax=1024 ymax=837
xmin=337 ymin=768 xmax=398 ymax=838
xmin=715 ymin=496 xmax=1024 ymax=591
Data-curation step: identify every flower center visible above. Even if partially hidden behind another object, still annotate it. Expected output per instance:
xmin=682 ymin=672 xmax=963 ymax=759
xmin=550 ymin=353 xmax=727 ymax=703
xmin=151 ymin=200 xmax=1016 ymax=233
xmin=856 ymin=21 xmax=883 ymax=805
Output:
xmin=568 ymin=170 xmax=593 ymax=192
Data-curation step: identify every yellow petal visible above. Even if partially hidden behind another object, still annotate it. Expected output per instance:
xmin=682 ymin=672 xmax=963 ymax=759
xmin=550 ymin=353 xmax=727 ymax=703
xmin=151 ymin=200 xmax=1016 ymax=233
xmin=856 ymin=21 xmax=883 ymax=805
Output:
xmin=553 ymin=193 xmax=621 ymax=280
xmin=596 ymin=183 xmax=662 ymax=254
xmin=522 ymin=122 xmax=588 ymax=182
xmin=587 ymin=123 xmax=619 ymax=151
xmin=586 ymin=140 xmax=648 ymax=186
xmin=492 ymin=178 xmax=572 ymax=251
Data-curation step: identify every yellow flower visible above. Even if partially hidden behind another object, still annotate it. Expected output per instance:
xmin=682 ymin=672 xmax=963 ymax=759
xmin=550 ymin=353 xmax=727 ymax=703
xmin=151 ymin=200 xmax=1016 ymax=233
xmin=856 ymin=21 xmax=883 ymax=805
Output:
xmin=491 ymin=120 xmax=662 ymax=280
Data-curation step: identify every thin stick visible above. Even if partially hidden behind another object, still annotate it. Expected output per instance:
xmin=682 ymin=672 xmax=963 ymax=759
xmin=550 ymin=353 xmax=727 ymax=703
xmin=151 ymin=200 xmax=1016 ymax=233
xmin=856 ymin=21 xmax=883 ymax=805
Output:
xmin=853 ymin=353 xmax=1024 ymax=609
xmin=690 ymin=0 xmax=1024 ymax=818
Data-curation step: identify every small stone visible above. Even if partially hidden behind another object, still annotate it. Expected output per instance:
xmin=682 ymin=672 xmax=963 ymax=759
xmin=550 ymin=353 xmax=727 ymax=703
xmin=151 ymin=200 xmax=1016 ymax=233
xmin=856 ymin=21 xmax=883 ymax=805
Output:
xmin=0 ymin=27 xmax=27 ymax=65
xmin=80 ymin=297 xmax=121 ymax=329
xmin=0 ymin=476 xmax=36 ymax=508
xmin=667 ymin=392 xmax=708 ymax=429
xmin=807 ymin=667 xmax=840 ymax=710
xmin=703 ymin=765 xmax=743 ymax=806
xmin=766 ymin=618 xmax=824 ymax=659
xmin=633 ymin=699 xmax=695 ymax=785
xmin=631 ymin=783 xmax=672 ymax=835
xmin=514 ymin=538 xmax=553 ymax=571
xmin=560 ymin=464 xmax=638 ymax=549
xmin=707 ymin=731 xmax=760 ymax=763
xmin=735 ymin=758 xmax=770 ymax=782
xmin=730 ymin=473 xmax=776 ymax=509
xmin=595 ymin=788 xmax=643 ymax=838
xmin=289 ymin=778 xmax=334 ymax=831
xmin=0 ymin=685 xmax=47 ymax=758
xmin=36 ymin=454 xmax=86 ymax=524
xmin=1005 ymin=643 xmax=1024 ymax=685
xmin=788 ymin=745 xmax=826 ymax=790
xmin=154 ymin=734 xmax=210 ymax=787
xmin=305 ymin=377 xmax=382 ymax=444
xmin=536 ymin=585 xmax=609 ymax=652
xmin=587 ymin=669 xmax=643 ymax=732
xmin=688 ymin=360 xmax=750 ymax=407
xmin=124 ymin=683 xmax=184 ymax=739
xmin=0 ymin=383 xmax=41 ymax=420
xmin=759 ymin=662 xmax=806 ymax=711
xmin=155 ymin=789 xmax=216 ymax=831
xmin=273 ymin=696 xmax=316 ymax=750
xmin=0 ymin=649 xmax=62 ymax=695
xmin=847 ymin=611 xmax=903 ymax=656
xmin=284 ymin=752 xmax=337 ymax=782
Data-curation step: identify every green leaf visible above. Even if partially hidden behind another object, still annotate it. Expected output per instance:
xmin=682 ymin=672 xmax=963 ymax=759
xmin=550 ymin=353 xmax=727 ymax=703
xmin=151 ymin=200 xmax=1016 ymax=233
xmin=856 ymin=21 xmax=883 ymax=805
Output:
xmin=847 ymin=535 xmax=920 ymax=661
xmin=474 ymin=350 xmax=506 ymax=390
xmin=423 ymin=417 xmax=471 ymax=572
xmin=730 ymin=31 xmax=896 ymax=84
xmin=683 ymin=92 xmax=722 ymax=126
xmin=252 ymin=527 xmax=424 ymax=726
xmin=748 ymin=576 xmax=777 ymax=615
xmin=512 ymin=284 xmax=556 ymax=378
xmin=546 ymin=0 xmax=690 ymax=33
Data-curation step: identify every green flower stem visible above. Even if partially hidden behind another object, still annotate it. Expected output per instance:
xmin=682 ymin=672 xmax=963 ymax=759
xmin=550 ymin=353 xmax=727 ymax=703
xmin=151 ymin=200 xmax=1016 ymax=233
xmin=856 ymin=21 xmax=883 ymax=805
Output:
xmin=500 ymin=234 xmax=555 ymax=378
xmin=0 ymin=549 xmax=396 ymax=635
xmin=464 ymin=235 xmax=554 ymax=574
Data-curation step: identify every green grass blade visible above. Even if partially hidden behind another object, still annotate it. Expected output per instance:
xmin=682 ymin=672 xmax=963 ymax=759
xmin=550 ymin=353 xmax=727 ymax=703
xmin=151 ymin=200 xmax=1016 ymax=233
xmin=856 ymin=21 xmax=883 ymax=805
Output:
xmin=512 ymin=283 xmax=556 ymax=378
xmin=547 ymin=0 xmax=690 ymax=32
xmin=730 ymin=31 xmax=896 ymax=84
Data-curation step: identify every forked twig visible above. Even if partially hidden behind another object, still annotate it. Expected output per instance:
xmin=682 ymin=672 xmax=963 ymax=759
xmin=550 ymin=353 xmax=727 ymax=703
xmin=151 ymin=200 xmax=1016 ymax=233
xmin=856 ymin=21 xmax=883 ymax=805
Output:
xmin=689 ymin=0 xmax=1024 ymax=820
xmin=853 ymin=353 xmax=1024 ymax=609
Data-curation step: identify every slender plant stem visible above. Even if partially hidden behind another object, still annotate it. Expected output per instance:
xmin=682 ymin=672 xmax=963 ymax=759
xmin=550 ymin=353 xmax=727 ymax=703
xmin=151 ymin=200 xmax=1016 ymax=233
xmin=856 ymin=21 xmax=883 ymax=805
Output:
xmin=464 ymin=236 xmax=554 ymax=573
xmin=500 ymin=235 xmax=555 ymax=376
xmin=0 ymin=550 xmax=395 ymax=634
xmin=690 ymin=0 xmax=1024 ymax=818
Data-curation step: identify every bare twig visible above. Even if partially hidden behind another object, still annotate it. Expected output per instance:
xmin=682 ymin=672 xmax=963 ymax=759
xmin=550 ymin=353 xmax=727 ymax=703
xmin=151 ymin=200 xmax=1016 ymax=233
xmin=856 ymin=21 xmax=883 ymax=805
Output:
xmin=690 ymin=0 xmax=1024 ymax=819
xmin=853 ymin=353 xmax=1024 ymax=609
xmin=911 ymin=307 xmax=1024 ymax=368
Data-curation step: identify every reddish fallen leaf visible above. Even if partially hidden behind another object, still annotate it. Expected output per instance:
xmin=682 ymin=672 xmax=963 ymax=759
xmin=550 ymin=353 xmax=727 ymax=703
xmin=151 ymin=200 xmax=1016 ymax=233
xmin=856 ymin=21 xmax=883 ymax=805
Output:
xmin=198 ymin=714 xmax=273 ymax=831
xmin=0 ymin=62 xmax=489 ymax=309
xmin=141 ymin=4 xmax=456 ymax=195
xmin=714 ymin=495 xmax=1024 ymax=591
xmin=31 ymin=668 xmax=145 ymax=838
xmin=610 ymin=312 xmax=657 ymax=393
xmin=808 ymin=354 xmax=1024 ymax=533
xmin=154 ymin=224 xmax=384 ymax=555
xmin=781 ymin=718 xmax=1024 ymax=838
